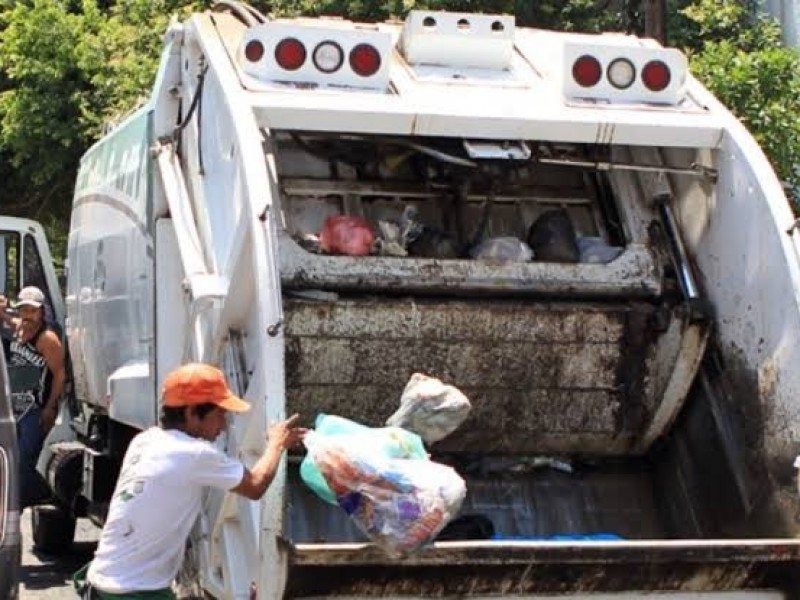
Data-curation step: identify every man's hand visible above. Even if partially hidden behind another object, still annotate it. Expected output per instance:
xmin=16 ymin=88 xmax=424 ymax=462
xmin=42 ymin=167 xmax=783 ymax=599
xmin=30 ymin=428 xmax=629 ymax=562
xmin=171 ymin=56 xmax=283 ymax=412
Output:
xmin=232 ymin=414 xmax=308 ymax=501
xmin=267 ymin=414 xmax=307 ymax=452
xmin=40 ymin=402 xmax=58 ymax=433
xmin=0 ymin=295 xmax=19 ymax=331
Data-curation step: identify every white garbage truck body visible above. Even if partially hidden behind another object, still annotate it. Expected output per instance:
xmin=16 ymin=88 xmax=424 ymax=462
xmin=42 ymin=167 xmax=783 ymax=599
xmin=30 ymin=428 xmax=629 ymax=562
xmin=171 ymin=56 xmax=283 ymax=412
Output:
xmin=48 ymin=3 xmax=800 ymax=597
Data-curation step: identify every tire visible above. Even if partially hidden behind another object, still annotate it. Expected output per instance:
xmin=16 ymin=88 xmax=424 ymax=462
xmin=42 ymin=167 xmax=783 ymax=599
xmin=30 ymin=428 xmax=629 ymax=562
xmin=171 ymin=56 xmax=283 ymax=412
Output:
xmin=31 ymin=504 xmax=76 ymax=555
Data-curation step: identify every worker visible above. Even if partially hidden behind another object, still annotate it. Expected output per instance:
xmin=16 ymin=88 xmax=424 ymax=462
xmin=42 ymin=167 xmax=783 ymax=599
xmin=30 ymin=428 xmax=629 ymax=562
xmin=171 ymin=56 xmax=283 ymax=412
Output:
xmin=0 ymin=286 xmax=66 ymax=508
xmin=78 ymin=362 xmax=306 ymax=599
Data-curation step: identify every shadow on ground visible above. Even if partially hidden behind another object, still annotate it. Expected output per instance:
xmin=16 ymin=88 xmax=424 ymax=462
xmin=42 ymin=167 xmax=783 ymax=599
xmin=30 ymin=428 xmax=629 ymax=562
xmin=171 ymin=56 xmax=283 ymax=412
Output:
xmin=19 ymin=540 xmax=97 ymax=591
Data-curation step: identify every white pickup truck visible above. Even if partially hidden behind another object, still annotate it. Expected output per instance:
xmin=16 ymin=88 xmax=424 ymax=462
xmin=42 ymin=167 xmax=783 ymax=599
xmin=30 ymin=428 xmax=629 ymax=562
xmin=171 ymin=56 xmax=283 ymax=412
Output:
xmin=24 ymin=1 xmax=800 ymax=597
xmin=0 ymin=217 xmax=64 ymax=598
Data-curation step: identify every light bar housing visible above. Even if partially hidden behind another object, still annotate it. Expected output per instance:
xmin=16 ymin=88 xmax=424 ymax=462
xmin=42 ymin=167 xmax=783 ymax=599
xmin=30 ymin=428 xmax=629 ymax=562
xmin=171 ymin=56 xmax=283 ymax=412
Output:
xmin=400 ymin=10 xmax=515 ymax=70
xmin=239 ymin=22 xmax=392 ymax=91
xmin=562 ymin=40 xmax=688 ymax=105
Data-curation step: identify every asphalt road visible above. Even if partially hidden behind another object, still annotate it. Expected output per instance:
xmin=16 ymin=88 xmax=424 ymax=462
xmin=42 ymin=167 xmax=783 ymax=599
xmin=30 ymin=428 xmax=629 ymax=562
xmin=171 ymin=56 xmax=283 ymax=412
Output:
xmin=19 ymin=509 xmax=100 ymax=599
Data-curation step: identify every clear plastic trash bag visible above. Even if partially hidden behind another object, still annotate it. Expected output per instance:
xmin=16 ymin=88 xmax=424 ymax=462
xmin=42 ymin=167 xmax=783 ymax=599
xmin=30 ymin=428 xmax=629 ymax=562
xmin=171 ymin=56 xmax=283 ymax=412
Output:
xmin=303 ymin=428 xmax=466 ymax=557
xmin=300 ymin=414 xmax=427 ymax=505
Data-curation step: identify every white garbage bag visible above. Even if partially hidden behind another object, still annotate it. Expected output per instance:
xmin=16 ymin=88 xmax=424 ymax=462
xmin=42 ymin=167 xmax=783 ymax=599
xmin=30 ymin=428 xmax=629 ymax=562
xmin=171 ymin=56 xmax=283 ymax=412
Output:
xmin=470 ymin=236 xmax=533 ymax=264
xmin=577 ymin=236 xmax=623 ymax=264
xmin=386 ymin=373 xmax=472 ymax=444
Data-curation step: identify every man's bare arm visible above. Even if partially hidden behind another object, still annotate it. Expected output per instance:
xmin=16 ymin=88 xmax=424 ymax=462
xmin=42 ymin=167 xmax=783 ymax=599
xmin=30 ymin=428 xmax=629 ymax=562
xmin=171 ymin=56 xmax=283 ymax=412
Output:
xmin=37 ymin=330 xmax=66 ymax=431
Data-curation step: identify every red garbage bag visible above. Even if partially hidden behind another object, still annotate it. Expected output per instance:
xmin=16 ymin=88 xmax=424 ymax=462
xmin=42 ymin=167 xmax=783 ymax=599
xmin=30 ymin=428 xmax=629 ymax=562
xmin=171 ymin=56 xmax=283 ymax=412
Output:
xmin=319 ymin=215 xmax=375 ymax=256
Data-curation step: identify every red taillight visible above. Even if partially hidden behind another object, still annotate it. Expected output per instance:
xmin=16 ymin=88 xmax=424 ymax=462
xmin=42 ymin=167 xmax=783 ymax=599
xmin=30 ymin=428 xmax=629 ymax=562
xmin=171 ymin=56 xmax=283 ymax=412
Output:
xmin=349 ymin=44 xmax=381 ymax=77
xmin=275 ymin=38 xmax=306 ymax=71
xmin=572 ymin=55 xmax=602 ymax=88
xmin=244 ymin=40 xmax=265 ymax=63
xmin=642 ymin=60 xmax=671 ymax=92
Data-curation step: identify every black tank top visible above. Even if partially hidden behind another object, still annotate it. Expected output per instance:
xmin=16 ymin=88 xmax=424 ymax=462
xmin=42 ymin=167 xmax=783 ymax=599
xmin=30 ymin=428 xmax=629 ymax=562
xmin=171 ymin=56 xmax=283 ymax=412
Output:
xmin=8 ymin=324 xmax=52 ymax=406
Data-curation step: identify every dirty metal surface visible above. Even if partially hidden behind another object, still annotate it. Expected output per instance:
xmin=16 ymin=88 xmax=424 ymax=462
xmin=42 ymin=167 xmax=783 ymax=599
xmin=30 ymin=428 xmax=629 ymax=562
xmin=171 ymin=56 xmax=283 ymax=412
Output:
xmin=673 ymin=131 xmax=800 ymax=539
xmin=279 ymin=236 xmax=661 ymax=298
xmin=652 ymin=358 xmax=793 ymax=540
xmin=285 ymin=297 xmax=662 ymax=455
xmin=286 ymin=540 xmax=800 ymax=596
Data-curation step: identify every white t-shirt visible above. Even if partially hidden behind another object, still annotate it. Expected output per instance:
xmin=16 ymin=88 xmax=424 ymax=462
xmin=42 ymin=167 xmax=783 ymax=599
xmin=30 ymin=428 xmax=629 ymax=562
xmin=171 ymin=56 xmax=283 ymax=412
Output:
xmin=88 ymin=427 xmax=245 ymax=593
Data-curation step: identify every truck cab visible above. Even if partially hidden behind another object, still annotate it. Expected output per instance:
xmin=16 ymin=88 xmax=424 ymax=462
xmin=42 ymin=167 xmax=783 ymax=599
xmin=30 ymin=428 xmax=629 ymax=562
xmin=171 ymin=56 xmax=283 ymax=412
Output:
xmin=0 ymin=217 xmax=70 ymax=555
xmin=0 ymin=218 xmax=64 ymax=329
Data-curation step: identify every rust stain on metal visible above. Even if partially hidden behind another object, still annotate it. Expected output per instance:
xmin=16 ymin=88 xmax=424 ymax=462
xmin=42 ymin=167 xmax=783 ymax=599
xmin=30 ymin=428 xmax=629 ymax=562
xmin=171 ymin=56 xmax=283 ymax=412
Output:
xmin=614 ymin=303 xmax=656 ymax=434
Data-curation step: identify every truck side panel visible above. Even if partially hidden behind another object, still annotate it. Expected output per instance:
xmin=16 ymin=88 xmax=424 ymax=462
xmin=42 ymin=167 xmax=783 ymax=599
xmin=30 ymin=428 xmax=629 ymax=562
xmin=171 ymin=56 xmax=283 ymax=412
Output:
xmin=67 ymin=108 xmax=155 ymax=421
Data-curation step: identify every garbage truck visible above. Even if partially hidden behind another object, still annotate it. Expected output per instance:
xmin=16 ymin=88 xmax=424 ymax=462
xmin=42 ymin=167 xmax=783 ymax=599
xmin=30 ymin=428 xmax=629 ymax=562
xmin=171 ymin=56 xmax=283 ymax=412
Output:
xmin=34 ymin=1 xmax=800 ymax=596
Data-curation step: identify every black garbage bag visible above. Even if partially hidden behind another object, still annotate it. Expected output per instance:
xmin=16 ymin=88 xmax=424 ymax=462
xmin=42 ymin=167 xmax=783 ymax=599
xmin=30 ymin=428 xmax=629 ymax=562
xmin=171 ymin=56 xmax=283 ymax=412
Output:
xmin=526 ymin=209 xmax=580 ymax=263
xmin=436 ymin=514 xmax=495 ymax=541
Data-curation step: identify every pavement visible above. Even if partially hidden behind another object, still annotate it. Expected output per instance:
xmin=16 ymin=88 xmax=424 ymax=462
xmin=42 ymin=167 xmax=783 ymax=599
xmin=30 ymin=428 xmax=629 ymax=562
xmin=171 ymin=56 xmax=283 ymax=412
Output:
xmin=19 ymin=509 xmax=100 ymax=599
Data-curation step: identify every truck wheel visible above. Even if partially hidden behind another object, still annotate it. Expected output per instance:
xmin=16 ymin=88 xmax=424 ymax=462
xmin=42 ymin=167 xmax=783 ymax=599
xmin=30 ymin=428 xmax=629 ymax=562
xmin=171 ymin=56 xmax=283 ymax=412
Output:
xmin=31 ymin=504 xmax=76 ymax=555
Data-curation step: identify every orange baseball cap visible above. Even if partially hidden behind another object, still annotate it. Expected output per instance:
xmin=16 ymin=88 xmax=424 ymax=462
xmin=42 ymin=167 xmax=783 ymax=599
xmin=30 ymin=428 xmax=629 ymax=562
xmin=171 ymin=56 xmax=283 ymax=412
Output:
xmin=162 ymin=363 xmax=250 ymax=413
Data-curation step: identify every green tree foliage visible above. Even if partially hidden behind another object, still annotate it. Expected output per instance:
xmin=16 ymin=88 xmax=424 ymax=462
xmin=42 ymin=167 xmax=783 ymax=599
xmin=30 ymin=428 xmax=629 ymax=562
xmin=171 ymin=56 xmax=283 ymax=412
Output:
xmin=264 ymin=0 xmax=633 ymax=31
xmin=677 ymin=0 xmax=800 ymax=199
xmin=0 ymin=1 xmax=88 ymax=209
xmin=0 ymin=0 xmax=205 ymax=260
